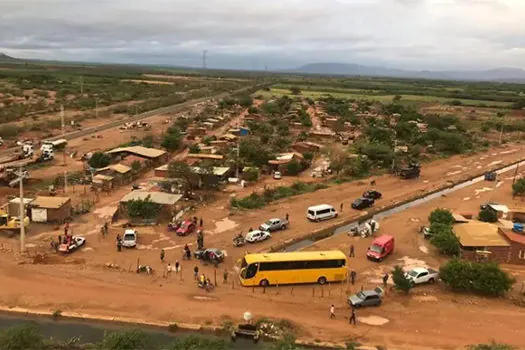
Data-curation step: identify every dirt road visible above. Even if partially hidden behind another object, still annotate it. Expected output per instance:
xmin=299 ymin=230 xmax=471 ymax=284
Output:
xmin=1 ymin=144 xmax=525 ymax=349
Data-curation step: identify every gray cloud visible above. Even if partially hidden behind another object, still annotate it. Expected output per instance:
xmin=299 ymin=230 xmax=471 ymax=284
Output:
xmin=0 ymin=0 xmax=524 ymax=70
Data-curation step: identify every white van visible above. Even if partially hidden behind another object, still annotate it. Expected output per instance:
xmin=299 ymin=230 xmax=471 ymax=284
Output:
xmin=307 ymin=204 xmax=338 ymax=222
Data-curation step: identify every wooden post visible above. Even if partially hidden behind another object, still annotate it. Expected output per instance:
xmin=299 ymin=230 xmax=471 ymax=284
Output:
xmin=214 ymin=268 xmax=217 ymax=286
xmin=290 ymin=287 xmax=294 ymax=295
xmin=321 ymin=286 xmax=324 ymax=298
xmin=263 ymin=286 xmax=266 ymax=294
xmin=312 ymin=288 xmax=315 ymax=298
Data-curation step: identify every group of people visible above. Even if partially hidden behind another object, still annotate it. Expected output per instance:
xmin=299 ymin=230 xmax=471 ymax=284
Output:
xmin=329 ymin=305 xmax=357 ymax=325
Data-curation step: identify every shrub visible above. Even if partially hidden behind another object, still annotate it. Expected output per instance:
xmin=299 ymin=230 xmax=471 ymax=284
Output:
xmin=188 ymin=144 xmax=201 ymax=154
xmin=478 ymin=208 xmax=498 ymax=223
xmin=88 ymin=152 xmax=111 ymax=169
xmin=161 ymin=130 xmax=182 ymax=151
xmin=242 ymin=168 xmax=259 ymax=182
xmin=126 ymin=196 xmax=161 ymax=219
xmin=469 ymin=342 xmax=515 ymax=350
xmin=247 ymin=106 xmax=259 ymax=114
xmin=439 ymin=259 xmax=515 ymax=296
xmin=99 ymin=329 xmax=153 ymax=350
xmin=0 ymin=324 xmax=44 ymax=350
xmin=392 ymin=265 xmax=412 ymax=295
xmin=286 ymin=160 xmax=302 ymax=176
xmin=430 ymin=229 xmax=460 ymax=256
xmin=429 ymin=208 xmax=454 ymax=225
xmin=290 ymin=86 xmax=301 ymax=95
xmin=513 ymin=178 xmax=525 ymax=197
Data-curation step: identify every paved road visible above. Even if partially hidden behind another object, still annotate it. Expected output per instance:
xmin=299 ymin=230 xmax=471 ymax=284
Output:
xmin=0 ymin=83 xmax=264 ymax=159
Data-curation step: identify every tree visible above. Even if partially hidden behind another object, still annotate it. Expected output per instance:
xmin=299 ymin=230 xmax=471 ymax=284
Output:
xmin=286 ymin=160 xmax=302 ymax=176
xmin=131 ymin=160 xmax=141 ymax=173
xmin=392 ymin=265 xmax=412 ymax=295
xmin=126 ymin=196 xmax=161 ymax=219
xmin=242 ymin=167 xmax=259 ymax=182
xmin=478 ymin=208 xmax=498 ymax=223
xmin=239 ymin=137 xmax=273 ymax=167
xmin=247 ymin=106 xmax=259 ymax=114
xmin=512 ymin=178 xmax=525 ymax=197
xmin=161 ymin=132 xmax=182 ymax=151
xmin=393 ymin=95 xmax=402 ymax=103
xmin=290 ymin=86 xmax=301 ymax=95
xmin=189 ymin=144 xmax=201 ymax=154
xmin=99 ymin=329 xmax=153 ymax=350
xmin=430 ymin=228 xmax=460 ymax=256
xmin=168 ymin=161 xmax=198 ymax=196
xmin=238 ymin=95 xmax=253 ymax=108
xmin=0 ymin=324 xmax=44 ymax=350
xmin=429 ymin=208 xmax=455 ymax=225
xmin=439 ymin=259 xmax=515 ymax=297
xmin=88 ymin=152 xmax=111 ymax=169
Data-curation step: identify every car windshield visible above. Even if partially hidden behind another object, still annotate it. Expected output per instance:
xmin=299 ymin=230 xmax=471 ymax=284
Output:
xmin=370 ymin=244 xmax=383 ymax=253
xmin=308 ymin=210 xmax=314 ymax=216
xmin=264 ymin=220 xmax=272 ymax=226
xmin=354 ymin=199 xmax=362 ymax=205
xmin=124 ymin=234 xmax=134 ymax=241
xmin=356 ymin=292 xmax=366 ymax=300
xmin=407 ymin=270 xmax=418 ymax=277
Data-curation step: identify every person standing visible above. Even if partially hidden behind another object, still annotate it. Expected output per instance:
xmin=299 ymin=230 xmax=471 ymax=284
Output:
xmin=194 ymin=266 xmax=199 ymax=280
xmin=160 ymin=249 xmax=165 ymax=262
xmin=340 ymin=203 xmax=343 ymax=213
xmin=175 ymin=260 xmax=180 ymax=273
xmin=330 ymin=305 xmax=336 ymax=319
xmin=350 ymin=270 xmax=357 ymax=285
xmin=382 ymin=273 xmax=389 ymax=288
xmin=349 ymin=307 xmax=357 ymax=326
xmin=199 ymin=217 xmax=203 ymax=227
xmin=223 ymin=269 xmax=228 ymax=283
xmin=349 ymin=244 xmax=355 ymax=258
xmin=285 ymin=213 xmax=289 ymax=221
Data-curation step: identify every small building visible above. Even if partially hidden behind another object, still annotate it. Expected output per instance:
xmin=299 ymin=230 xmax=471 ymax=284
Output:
xmin=509 ymin=207 xmax=525 ymax=223
xmin=154 ymin=164 xmax=169 ymax=178
xmin=219 ymin=133 xmax=237 ymax=142
xmin=106 ymin=146 xmax=168 ymax=166
xmin=292 ymin=141 xmax=322 ymax=153
xmin=92 ymin=174 xmax=114 ymax=191
xmin=268 ymin=152 xmax=305 ymax=174
xmin=239 ymin=127 xmax=250 ymax=136
xmin=498 ymin=228 xmax=525 ymax=265
xmin=486 ymin=204 xmax=510 ymax=219
xmin=8 ymin=197 xmax=34 ymax=218
xmin=191 ymin=166 xmax=232 ymax=187
xmin=96 ymin=163 xmax=132 ymax=184
xmin=186 ymin=153 xmax=224 ymax=162
xmin=119 ymin=191 xmax=182 ymax=219
xmin=454 ymin=222 xmax=510 ymax=263
xmin=31 ymin=196 xmax=72 ymax=223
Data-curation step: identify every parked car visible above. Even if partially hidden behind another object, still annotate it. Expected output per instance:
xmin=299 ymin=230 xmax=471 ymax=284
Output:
xmin=194 ymin=248 xmax=225 ymax=263
xmin=176 ymin=220 xmax=196 ymax=236
xmin=307 ymin=204 xmax=338 ymax=222
xmin=347 ymin=287 xmax=383 ymax=308
xmin=351 ymin=197 xmax=374 ymax=210
xmin=273 ymin=171 xmax=282 ymax=179
xmin=419 ymin=226 xmax=433 ymax=239
xmin=367 ymin=235 xmax=394 ymax=262
xmin=122 ymin=229 xmax=138 ymax=248
xmin=480 ymin=201 xmax=498 ymax=211
xmin=363 ymin=190 xmax=382 ymax=200
xmin=405 ymin=267 xmax=439 ymax=285
xmin=245 ymin=230 xmax=271 ymax=243
xmin=484 ymin=171 xmax=497 ymax=181
xmin=259 ymin=218 xmax=288 ymax=232
xmin=59 ymin=236 xmax=86 ymax=254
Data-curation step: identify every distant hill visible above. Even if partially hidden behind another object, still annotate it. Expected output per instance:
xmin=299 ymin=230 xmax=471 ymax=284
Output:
xmin=0 ymin=53 xmax=19 ymax=62
xmin=291 ymin=63 xmax=525 ymax=82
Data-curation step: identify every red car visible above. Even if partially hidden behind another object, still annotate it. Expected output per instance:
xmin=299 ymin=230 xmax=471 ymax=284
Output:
xmin=176 ymin=220 xmax=196 ymax=236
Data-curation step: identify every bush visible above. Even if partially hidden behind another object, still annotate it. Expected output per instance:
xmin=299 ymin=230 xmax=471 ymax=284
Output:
xmin=439 ymin=259 xmax=515 ymax=296
xmin=429 ymin=208 xmax=454 ymax=225
xmin=512 ymin=178 xmax=525 ymax=197
xmin=99 ymin=329 xmax=153 ymax=350
xmin=478 ymin=208 xmax=498 ymax=223
xmin=238 ymin=95 xmax=253 ymax=108
xmin=0 ymin=124 xmax=21 ymax=138
xmin=290 ymin=87 xmax=301 ymax=95
xmin=0 ymin=324 xmax=44 ymax=350
xmin=430 ymin=228 xmax=460 ymax=256
xmin=242 ymin=168 xmax=259 ymax=182
xmin=161 ymin=130 xmax=182 ymax=151
xmin=188 ymin=144 xmax=201 ymax=154
xmin=247 ymin=106 xmax=259 ymax=114
xmin=88 ymin=152 xmax=111 ymax=169
xmin=126 ymin=196 xmax=161 ymax=219
xmin=286 ymin=160 xmax=302 ymax=176
xmin=469 ymin=342 xmax=515 ymax=350
xmin=392 ymin=265 xmax=412 ymax=295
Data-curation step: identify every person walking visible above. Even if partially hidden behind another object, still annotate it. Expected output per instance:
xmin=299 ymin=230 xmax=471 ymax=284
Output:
xmin=223 ymin=269 xmax=228 ymax=283
xmin=350 ymin=270 xmax=357 ymax=285
xmin=340 ymin=203 xmax=343 ymax=213
xmin=349 ymin=244 xmax=355 ymax=258
xmin=193 ymin=266 xmax=199 ymax=280
xmin=349 ymin=307 xmax=357 ymax=326
xmin=160 ymin=249 xmax=165 ymax=263
xmin=330 ymin=305 xmax=336 ymax=319
xmin=58 ymin=235 xmax=62 ymax=245
xmin=199 ymin=217 xmax=203 ymax=227
xmin=382 ymin=273 xmax=389 ymax=288
xmin=175 ymin=260 xmax=180 ymax=273
xmin=285 ymin=213 xmax=289 ymax=221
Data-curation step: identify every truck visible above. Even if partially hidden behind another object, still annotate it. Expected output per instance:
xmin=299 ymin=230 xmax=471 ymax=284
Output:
xmin=259 ymin=218 xmax=288 ymax=232
xmin=404 ymin=267 xmax=438 ymax=285
xmin=59 ymin=236 xmax=86 ymax=254
xmin=395 ymin=162 xmax=421 ymax=179
xmin=41 ymin=139 xmax=67 ymax=151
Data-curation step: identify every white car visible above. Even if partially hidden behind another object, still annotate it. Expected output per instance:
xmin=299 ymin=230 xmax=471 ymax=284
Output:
xmin=245 ymin=230 xmax=271 ymax=243
xmin=404 ymin=267 xmax=439 ymax=285
xmin=273 ymin=171 xmax=282 ymax=179
xmin=122 ymin=229 xmax=138 ymax=248
xmin=59 ymin=236 xmax=86 ymax=253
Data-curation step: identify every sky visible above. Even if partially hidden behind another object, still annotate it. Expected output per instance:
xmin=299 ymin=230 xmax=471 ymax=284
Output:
xmin=1 ymin=0 xmax=525 ymax=70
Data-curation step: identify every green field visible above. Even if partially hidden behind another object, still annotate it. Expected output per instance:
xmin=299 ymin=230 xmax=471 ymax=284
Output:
xmin=255 ymin=87 xmax=514 ymax=107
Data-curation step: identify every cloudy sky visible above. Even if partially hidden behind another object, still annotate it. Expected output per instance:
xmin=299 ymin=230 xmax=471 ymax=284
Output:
xmin=1 ymin=0 xmax=524 ymax=70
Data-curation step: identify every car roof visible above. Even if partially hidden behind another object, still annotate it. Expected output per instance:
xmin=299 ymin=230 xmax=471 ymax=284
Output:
xmin=268 ymin=218 xmax=279 ymax=221
xmin=411 ymin=267 xmax=428 ymax=274
xmin=308 ymin=204 xmax=333 ymax=211
xmin=372 ymin=235 xmax=394 ymax=245
xmin=361 ymin=290 xmax=379 ymax=296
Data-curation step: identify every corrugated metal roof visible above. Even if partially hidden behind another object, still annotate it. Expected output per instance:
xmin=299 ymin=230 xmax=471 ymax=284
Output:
xmin=93 ymin=174 xmax=114 ymax=182
xmin=500 ymin=228 xmax=525 ymax=245
xmin=8 ymin=197 xmax=34 ymax=205
xmin=97 ymin=163 xmax=132 ymax=174
xmin=488 ymin=204 xmax=509 ymax=213
xmin=155 ymin=164 xmax=168 ymax=171
xmin=120 ymin=191 xmax=182 ymax=205
xmin=32 ymin=196 xmax=71 ymax=209
xmin=191 ymin=166 xmax=231 ymax=176
xmin=106 ymin=146 xmax=166 ymax=159
xmin=186 ymin=153 xmax=224 ymax=160
xmin=454 ymin=222 xmax=510 ymax=247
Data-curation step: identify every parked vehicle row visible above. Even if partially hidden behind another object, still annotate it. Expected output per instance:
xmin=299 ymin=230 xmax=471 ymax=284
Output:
xmin=351 ymin=189 xmax=382 ymax=210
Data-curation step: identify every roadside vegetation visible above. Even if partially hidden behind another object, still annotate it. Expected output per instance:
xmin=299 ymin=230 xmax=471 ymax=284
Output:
xmin=427 ymin=209 xmax=460 ymax=256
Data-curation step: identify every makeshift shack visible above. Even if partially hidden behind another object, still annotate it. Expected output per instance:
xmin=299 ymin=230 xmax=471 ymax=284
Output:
xmin=92 ymin=174 xmax=114 ymax=191
xmin=8 ymin=197 xmax=34 ymax=218
xmin=119 ymin=191 xmax=182 ymax=220
xmin=454 ymin=222 xmax=510 ymax=263
xmin=31 ymin=196 xmax=72 ymax=223
xmin=106 ymin=146 xmax=168 ymax=167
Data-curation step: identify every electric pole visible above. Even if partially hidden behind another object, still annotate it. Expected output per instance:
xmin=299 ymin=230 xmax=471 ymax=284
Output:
xmin=18 ymin=165 xmax=25 ymax=253
xmin=64 ymin=170 xmax=68 ymax=193
xmin=60 ymin=104 xmax=65 ymax=135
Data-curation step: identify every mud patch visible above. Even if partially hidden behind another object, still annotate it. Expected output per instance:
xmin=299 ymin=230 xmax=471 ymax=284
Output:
xmin=487 ymin=160 xmax=503 ymax=167
xmin=474 ymin=187 xmax=493 ymax=195
xmin=463 ymin=197 xmax=471 ymax=201
xmin=192 ymin=295 xmax=217 ymax=301
xmin=446 ymin=170 xmax=462 ymax=176
xmin=213 ymin=217 xmax=238 ymax=234
xmin=397 ymin=256 xmax=428 ymax=270
xmin=414 ymin=295 xmax=438 ymax=302
xmin=419 ymin=245 xmax=428 ymax=254
xmin=359 ymin=315 xmax=389 ymax=326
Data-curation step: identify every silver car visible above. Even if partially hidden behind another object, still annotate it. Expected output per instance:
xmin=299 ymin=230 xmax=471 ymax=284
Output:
xmin=347 ymin=287 xmax=383 ymax=308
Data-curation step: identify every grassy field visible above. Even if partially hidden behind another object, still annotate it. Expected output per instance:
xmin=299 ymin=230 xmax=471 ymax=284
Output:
xmin=255 ymin=87 xmax=514 ymax=107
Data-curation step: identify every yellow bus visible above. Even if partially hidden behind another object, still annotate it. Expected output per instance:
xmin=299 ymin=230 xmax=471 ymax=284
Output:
xmin=239 ymin=250 xmax=348 ymax=287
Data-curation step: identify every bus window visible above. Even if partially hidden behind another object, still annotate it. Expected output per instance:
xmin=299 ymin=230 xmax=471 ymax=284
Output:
xmin=241 ymin=258 xmax=248 ymax=269
xmin=245 ymin=263 xmax=258 ymax=279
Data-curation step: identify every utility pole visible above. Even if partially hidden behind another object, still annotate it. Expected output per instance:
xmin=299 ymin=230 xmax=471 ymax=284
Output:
xmin=18 ymin=165 xmax=25 ymax=253
xmin=64 ymin=170 xmax=68 ymax=193
xmin=60 ymin=104 xmax=65 ymax=135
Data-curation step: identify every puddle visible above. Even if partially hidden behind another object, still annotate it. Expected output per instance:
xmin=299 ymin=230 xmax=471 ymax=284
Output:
xmin=359 ymin=315 xmax=389 ymax=326
xmin=474 ymin=187 xmax=493 ymax=195
xmin=193 ymin=296 xmax=215 ymax=301
xmin=419 ymin=245 xmax=429 ymax=254
xmin=414 ymin=295 xmax=438 ymax=302
xmin=213 ymin=217 xmax=238 ymax=234
xmin=463 ymin=197 xmax=471 ymax=201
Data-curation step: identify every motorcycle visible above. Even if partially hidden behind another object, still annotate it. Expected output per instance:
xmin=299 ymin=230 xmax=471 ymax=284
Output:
xmin=168 ymin=222 xmax=180 ymax=232
xmin=233 ymin=234 xmax=246 ymax=247
xmin=198 ymin=280 xmax=215 ymax=292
